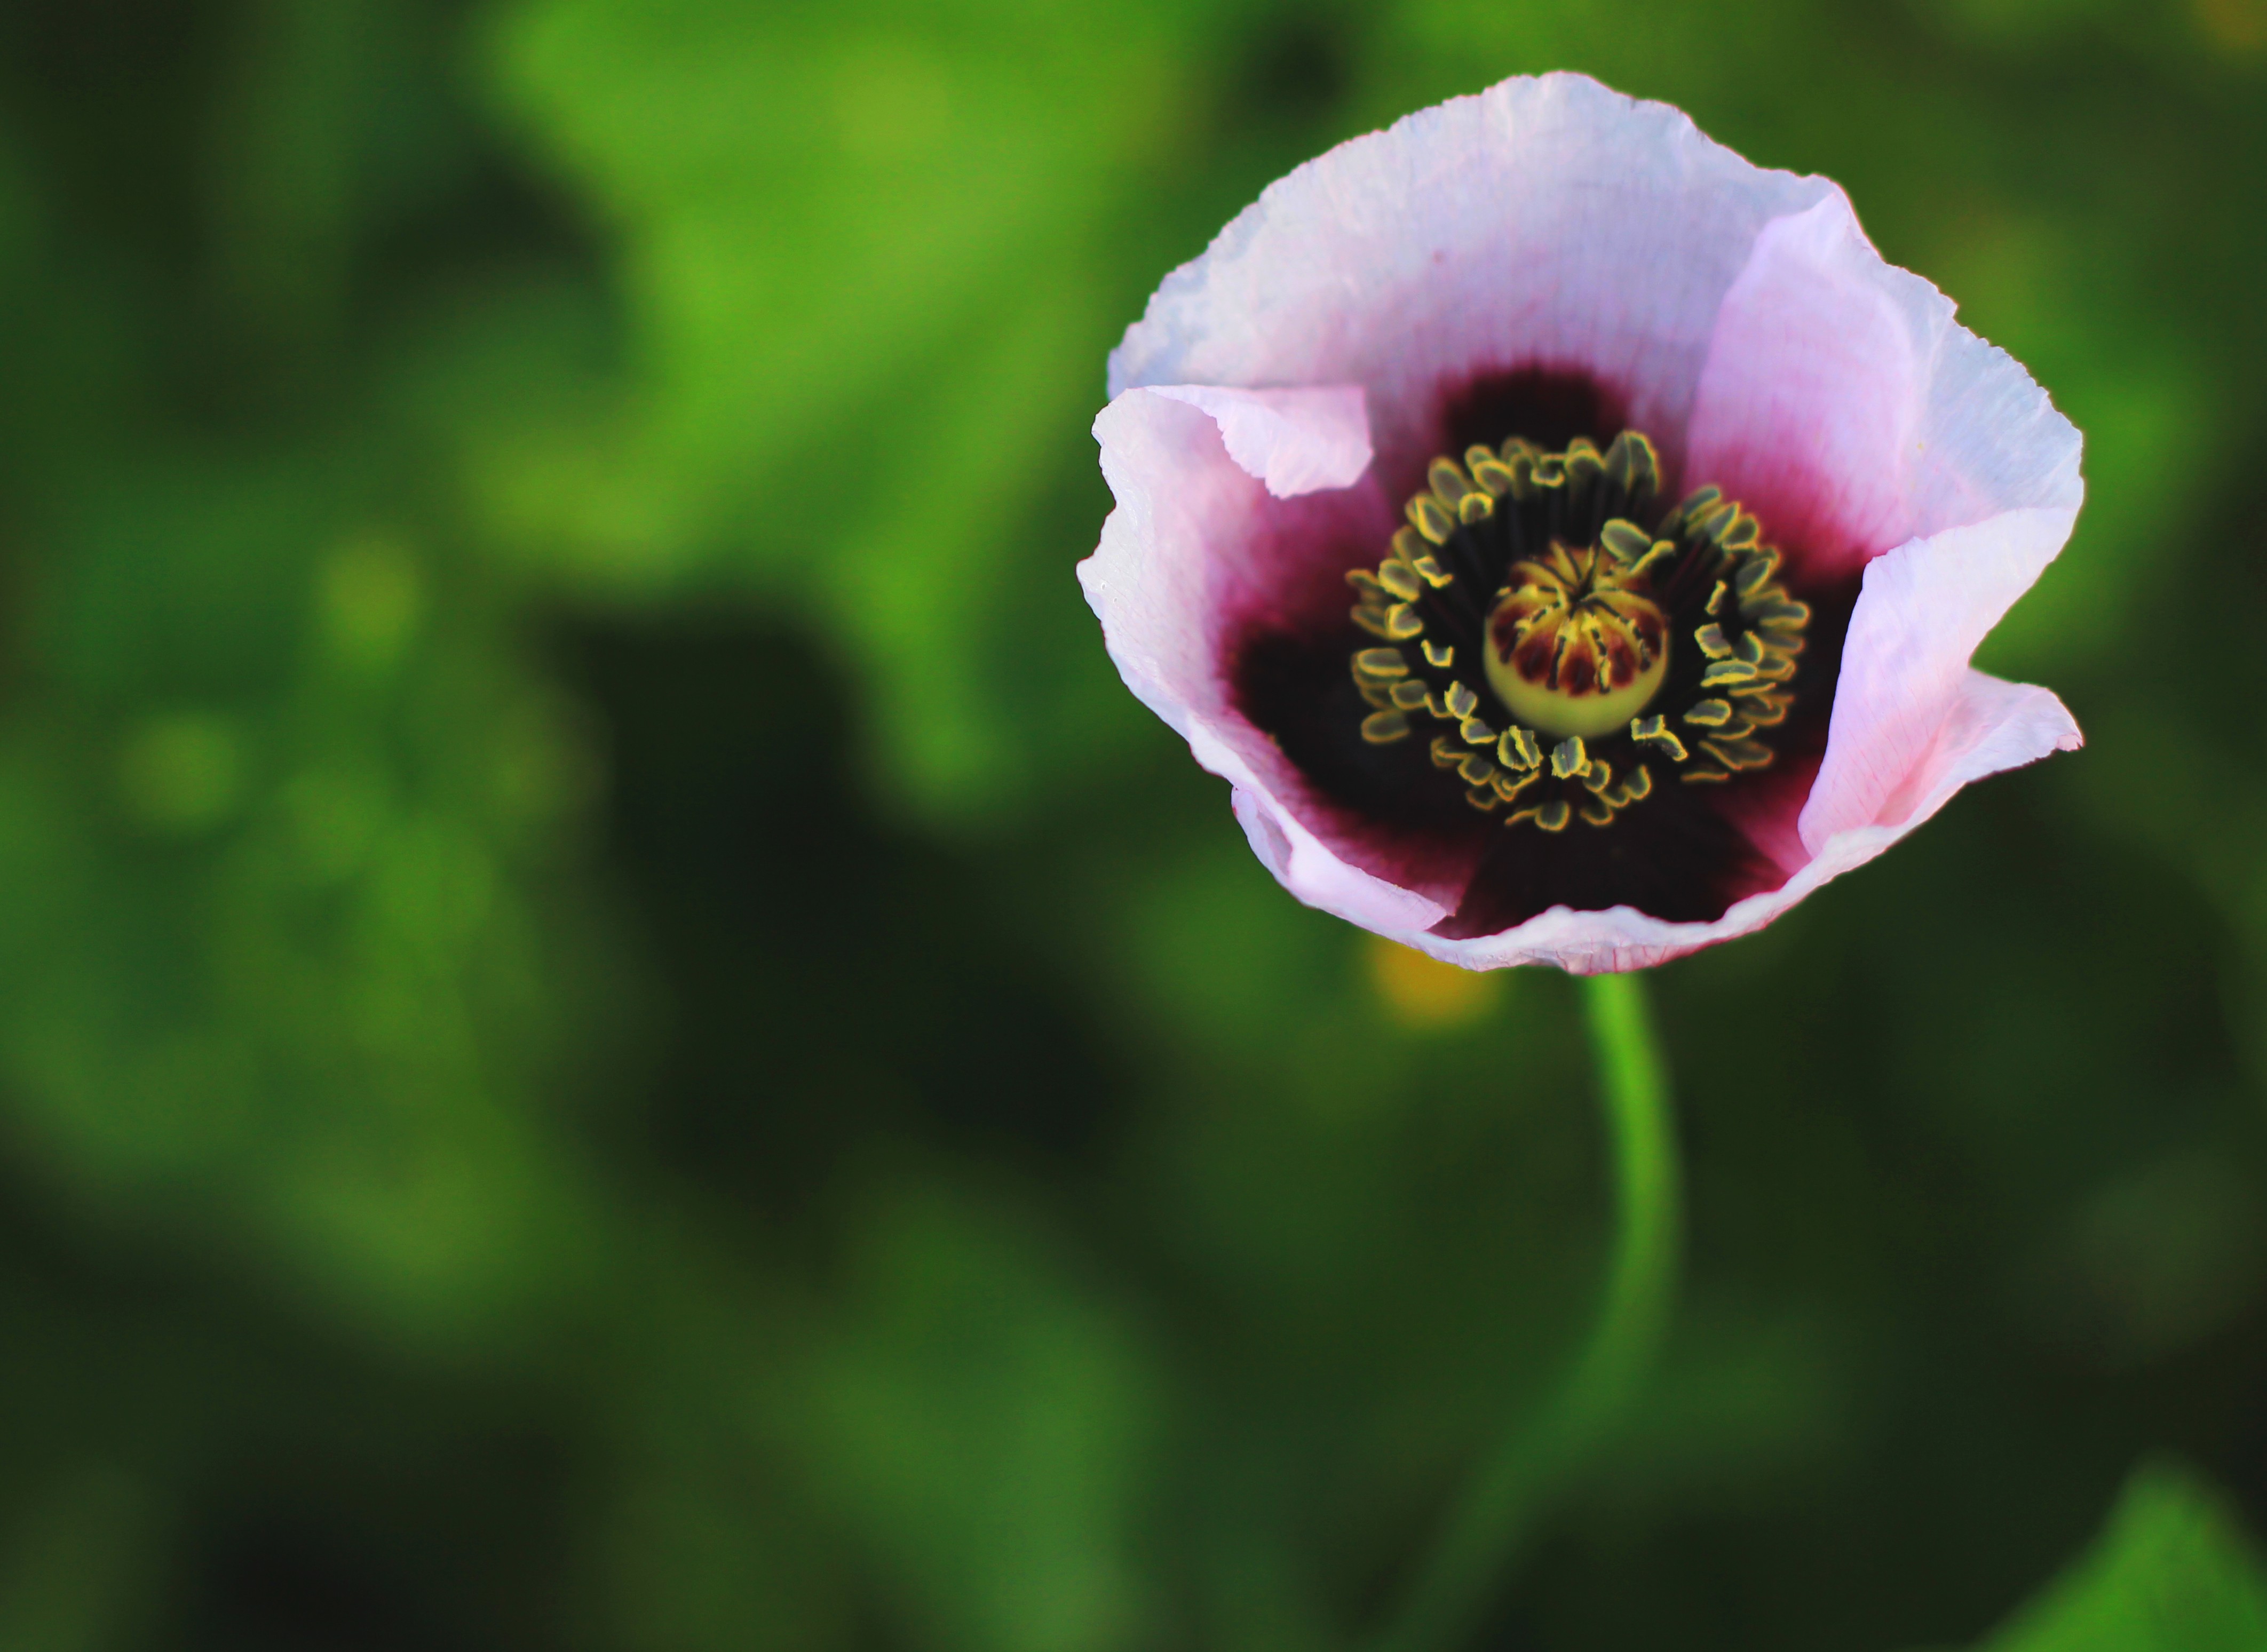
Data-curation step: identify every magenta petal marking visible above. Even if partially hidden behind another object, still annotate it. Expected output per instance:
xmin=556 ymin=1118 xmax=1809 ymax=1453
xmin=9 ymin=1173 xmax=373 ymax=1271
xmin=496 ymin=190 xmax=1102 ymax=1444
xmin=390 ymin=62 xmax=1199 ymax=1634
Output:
xmin=1397 ymin=668 xmax=2078 ymax=975
xmin=1231 ymin=785 xmax=1450 ymax=938
xmin=1083 ymin=386 xmax=1456 ymax=934
xmin=1085 ymin=73 xmax=2088 ymax=970
xmin=1687 ymin=194 xmax=2082 ymax=580
xmin=1685 ymin=196 xmax=1928 ymax=577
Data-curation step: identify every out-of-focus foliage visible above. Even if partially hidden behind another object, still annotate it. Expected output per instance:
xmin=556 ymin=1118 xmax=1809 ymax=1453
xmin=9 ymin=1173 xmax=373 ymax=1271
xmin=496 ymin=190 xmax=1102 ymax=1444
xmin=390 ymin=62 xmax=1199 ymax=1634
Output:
xmin=482 ymin=0 xmax=1144 ymax=815
xmin=1947 ymin=1462 xmax=2267 ymax=1651
xmin=0 ymin=0 xmax=2261 ymax=1649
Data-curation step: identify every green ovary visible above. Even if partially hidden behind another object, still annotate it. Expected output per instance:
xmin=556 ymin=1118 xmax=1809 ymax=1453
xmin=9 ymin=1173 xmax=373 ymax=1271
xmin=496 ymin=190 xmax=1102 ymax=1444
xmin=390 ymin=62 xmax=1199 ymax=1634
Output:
xmin=1486 ymin=638 xmax=1668 ymax=738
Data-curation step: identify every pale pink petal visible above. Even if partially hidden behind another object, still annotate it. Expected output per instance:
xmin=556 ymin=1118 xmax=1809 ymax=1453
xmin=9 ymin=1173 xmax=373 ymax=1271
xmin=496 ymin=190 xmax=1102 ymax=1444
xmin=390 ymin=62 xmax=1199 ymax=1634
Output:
xmin=1109 ymin=73 xmax=1834 ymax=482
xmin=1686 ymin=194 xmax=2083 ymax=578
xmin=1145 ymin=386 xmax=1371 ymax=497
xmin=1082 ymin=384 xmax=1457 ymax=933
xmin=1228 ymin=785 xmax=1447 ymax=937
xmin=1867 ymin=670 xmax=2080 ymax=832
xmin=1798 ymin=506 xmax=2079 ymax=852
xmin=1088 ymin=74 xmax=2087 ymax=971
xmin=1392 ymin=666 xmax=2076 ymax=974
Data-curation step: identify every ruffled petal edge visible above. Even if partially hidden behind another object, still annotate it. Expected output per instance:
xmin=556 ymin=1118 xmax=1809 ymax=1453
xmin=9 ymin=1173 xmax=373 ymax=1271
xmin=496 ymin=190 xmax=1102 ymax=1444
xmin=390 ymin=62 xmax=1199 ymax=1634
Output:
xmin=1384 ymin=665 xmax=2078 ymax=973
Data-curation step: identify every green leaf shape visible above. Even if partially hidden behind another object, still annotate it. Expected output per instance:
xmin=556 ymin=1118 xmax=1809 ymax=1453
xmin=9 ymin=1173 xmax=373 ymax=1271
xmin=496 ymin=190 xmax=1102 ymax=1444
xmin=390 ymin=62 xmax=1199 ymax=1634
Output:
xmin=493 ymin=0 xmax=1150 ymax=511
xmin=1939 ymin=1460 xmax=2267 ymax=1652
xmin=483 ymin=0 xmax=1198 ymax=820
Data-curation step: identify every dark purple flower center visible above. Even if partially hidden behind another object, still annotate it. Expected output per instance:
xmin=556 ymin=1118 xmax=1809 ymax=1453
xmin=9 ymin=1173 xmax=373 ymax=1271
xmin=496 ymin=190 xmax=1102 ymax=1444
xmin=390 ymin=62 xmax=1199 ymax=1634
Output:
xmin=1225 ymin=362 xmax=1862 ymax=933
xmin=1346 ymin=431 xmax=1811 ymax=834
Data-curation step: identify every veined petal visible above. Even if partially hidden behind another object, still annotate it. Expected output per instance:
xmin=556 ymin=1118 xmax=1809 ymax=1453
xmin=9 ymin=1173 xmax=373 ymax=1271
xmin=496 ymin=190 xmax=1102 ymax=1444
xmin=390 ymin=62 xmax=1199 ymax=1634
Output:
xmin=1109 ymin=73 xmax=1834 ymax=480
xmin=1083 ymin=385 xmax=1467 ymax=929
xmin=1086 ymin=75 xmax=2088 ymax=971
xmin=1687 ymin=194 xmax=2083 ymax=579
xmin=1143 ymin=385 xmax=1372 ymax=498
xmin=1864 ymin=669 xmax=2080 ymax=836
xmin=1798 ymin=506 xmax=2079 ymax=852
xmin=1393 ymin=669 xmax=2076 ymax=975
xmin=1230 ymin=784 xmax=1449 ymax=939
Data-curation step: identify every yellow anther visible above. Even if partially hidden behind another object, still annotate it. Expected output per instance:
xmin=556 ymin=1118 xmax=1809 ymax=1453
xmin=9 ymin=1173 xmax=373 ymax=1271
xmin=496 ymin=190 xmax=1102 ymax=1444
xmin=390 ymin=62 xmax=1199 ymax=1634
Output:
xmin=1353 ymin=648 xmax=1408 ymax=679
xmin=1346 ymin=431 xmax=1805 ymax=829
xmin=1630 ymin=716 xmax=1687 ymax=763
xmin=1427 ymin=457 xmax=1475 ymax=505
xmin=1408 ymin=495 xmax=1454 ymax=544
xmin=1733 ymin=692 xmax=1789 ymax=728
xmin=1630 ymin=541 xmax=1678 ymax=579
xmin=1470 ymin=455 xmax=1517 ymax=497
xmin=1599 ymin=519 xmax=1651 ymax=563
xmin=1701 ymin=737 xmax=1773 ymax=772
xmin=1361 ymin=711 xmax=1410 ymax=743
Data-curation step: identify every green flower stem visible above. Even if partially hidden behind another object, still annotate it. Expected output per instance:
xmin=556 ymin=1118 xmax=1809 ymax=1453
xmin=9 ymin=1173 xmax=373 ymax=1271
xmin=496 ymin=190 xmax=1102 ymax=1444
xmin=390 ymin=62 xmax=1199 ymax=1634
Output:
xmin=1368 ymin=971 xmax=1682 ymax=1652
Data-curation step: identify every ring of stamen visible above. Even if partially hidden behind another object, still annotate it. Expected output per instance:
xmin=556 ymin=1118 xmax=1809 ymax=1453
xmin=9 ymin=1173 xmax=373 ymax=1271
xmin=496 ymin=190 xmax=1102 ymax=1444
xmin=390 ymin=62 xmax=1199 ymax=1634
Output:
xmin=1343 ymin=431 xmax=1812 ymax=832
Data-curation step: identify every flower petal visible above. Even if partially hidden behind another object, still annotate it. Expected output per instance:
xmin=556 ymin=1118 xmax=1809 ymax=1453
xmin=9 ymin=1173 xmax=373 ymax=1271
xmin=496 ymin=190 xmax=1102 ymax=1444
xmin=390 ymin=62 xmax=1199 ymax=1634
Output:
xmin=1864 ymin=669 xmax=2080 ymax=836
xmin=1686 ymin=194 xmax=2083 ymax=579
xmin=1228 ymin=783 xmax=1448 ymax=938
xmin=1083 ymin=384 xmax=1456 ymax=934
xmin=1144 ymin=385 xmax=1371 ymax=498
xmin=1091 ymin=77 xmax=2088 ymax=972
xmin=1797 ymin=506 xmax=2080 ymax=852
xmin=1109 ymin=73 xmax=1835 ymax=480
xmin=1390 ymin=664 xmax=2074 ymax=974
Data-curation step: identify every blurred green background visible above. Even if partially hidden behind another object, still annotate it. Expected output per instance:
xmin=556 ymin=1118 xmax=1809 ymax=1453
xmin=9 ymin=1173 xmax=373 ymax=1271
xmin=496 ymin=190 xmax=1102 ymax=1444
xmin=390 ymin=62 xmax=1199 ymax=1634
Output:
xmin=0 ymin=1 xmax=2264 ymax=1648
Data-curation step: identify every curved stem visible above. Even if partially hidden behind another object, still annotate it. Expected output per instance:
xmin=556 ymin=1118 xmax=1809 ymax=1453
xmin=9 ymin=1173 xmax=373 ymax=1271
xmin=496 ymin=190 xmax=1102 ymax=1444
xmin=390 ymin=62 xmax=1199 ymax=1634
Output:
xmin=1367 ymin=971 xmax=1682 ymax=1652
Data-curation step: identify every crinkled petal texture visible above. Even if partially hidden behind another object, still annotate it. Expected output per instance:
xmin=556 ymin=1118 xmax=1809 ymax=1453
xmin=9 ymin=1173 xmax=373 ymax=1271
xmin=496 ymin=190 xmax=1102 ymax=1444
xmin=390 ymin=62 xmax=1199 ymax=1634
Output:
xmin=1083 ymin=73 xmax=2082 ymax=973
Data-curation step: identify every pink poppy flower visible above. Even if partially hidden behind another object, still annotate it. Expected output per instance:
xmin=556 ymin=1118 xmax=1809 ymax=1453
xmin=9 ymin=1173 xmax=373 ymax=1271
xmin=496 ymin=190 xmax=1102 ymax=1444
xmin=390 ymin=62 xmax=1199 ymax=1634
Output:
xmin=1081 ymin=73 xmax=2082 ymax=973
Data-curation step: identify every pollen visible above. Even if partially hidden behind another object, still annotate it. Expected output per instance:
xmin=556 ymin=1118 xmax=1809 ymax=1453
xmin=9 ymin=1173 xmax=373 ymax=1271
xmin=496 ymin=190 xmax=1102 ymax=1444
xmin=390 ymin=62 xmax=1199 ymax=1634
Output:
xmin=1343 ymin=430 xmax=1812 ymax=831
